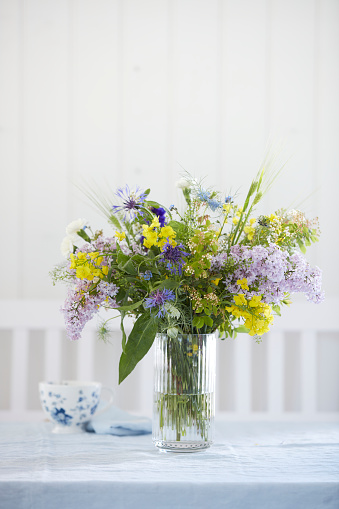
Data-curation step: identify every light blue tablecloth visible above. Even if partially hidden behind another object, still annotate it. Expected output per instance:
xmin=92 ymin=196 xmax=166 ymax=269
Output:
xmin=0 ymin=420 xmax=338 ymax=509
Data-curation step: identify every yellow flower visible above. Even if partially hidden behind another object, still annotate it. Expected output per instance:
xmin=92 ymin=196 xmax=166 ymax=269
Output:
xmin=76 ymin=265 xmax=93 ymax=280
xmin=232 ymin=217 xmax=239 ymax=225
xmin=70 ymin=253 xmax=76 ymax=269
xmin=115 ymin=231 xmax=126 ymax=241
xmin=248 ymin=295 xmax=262 ymax=307
xmin=223 ymin=203 xmax=231 ymax=213
xmin=159 ymin=225 xmax=175 ymax=239
xmin=237 ymin=278 xmax=249 ymax=291
xmin=249 ymin=218 xmax=256 ymax=226
xmin=211 ymin=278 xmax=221 ymax=286
xmin=151 ymin=217 xmax=160 ymax=229
xmin=234 ymin=293 xmax=247 ymax=306
xmin=143 ymin=231 xmax=158 ymax=248
xmin=244 ymin=225 xmax=255 ymax=240
xmin=102 ymin=266 xmax=109 ymax=276
xmin=269 ymin=213 xmax=277 ymax=221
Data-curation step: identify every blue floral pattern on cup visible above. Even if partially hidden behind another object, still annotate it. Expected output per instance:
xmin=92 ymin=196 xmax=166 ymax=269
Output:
xmin=39 ymin=381 xmax=106 ymax=433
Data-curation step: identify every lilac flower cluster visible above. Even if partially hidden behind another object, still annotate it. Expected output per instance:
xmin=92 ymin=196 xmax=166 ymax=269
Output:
xmin=223 ymin=244 xmax=324 ymax=305
xmin=61 ymin=281 xmax=119 ymax=341
xmin=210 ymin=253 xmax=228 ymax=271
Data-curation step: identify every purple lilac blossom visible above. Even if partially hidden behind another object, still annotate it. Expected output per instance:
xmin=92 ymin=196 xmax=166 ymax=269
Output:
xmin=61 ymin=281 xmax=119 ymax=341
xmin=144 ymin=289 xmax=175 ymax=318
xmin=223 ymin=244 xmax=324 ymax=305
xmin=210 ymin=252 xmax=228 ymax=271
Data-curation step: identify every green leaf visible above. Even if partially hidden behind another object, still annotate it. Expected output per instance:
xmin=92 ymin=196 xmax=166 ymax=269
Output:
xmin=234 ymin=325 xmax=250 ymax=333
xmin=297 ymin=239 xmax=306 ymax=254
xmin=168 ymin=220 xmax=185 ymax=233
xmin=115 ymin=299 xmax=143 ymax=312
xmin=120 ymin=312 xmax=127 ymax=352
xmin=145 ymin=200 xmax=162 ymax=209
xmin=204 ymin=315 xmax=213 ymax=327
xmin=272 ymin=304 xmax=281 ymax=316
xmin=119 ymin=315 xmax=158 ymax=384
xmin=156 ymin=279 xmax=180 ymax=290
xmin=117 ymin=246 xmax=130 ymax=264
xmin=119 ymin=258 xmax=137 ymax=275
xmin=108 ymin=215 xmax=122 ymax=230
xmin=192 ymin=316 xmax=204 ymax=329
xmin=77 ymin=229 xmax=91 ymax=243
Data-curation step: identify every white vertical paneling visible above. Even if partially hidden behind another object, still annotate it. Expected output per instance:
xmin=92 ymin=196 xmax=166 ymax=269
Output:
xmin=0 ymin=0 xmax=21 ymax=297
xmin=10 ymin=329 xmax=29 ymax=411
xmin=220 ymin=0 xmax=268 ymax=194
xmin=317 ymin=0 xmax=339 ymax=295
xmin=120 ymin=0 xmax=170 ymax=205
xmin=234 ymin=334 xmax=251 ymax=414
xmin=300 ymin=330 xmax=317 ymax=415
xmin=267 ymin=331 xmax=284 ymax=415
xmin=76 ymin=328 xmax=95 ymax=381
xmin=174 ymin=0 xmax=219 ymax=185
xmin=44 ymin=329 xmax=62 ymax=382
xmin=268 ymin=0 xmax=316 ymax=213
xmin=22 ymin=0 xmax=70 ymax=298
xmin=71 ymin=0 xmax=120 ymax=229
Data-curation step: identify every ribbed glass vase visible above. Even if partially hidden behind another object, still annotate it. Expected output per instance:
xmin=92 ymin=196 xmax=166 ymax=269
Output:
xmin=152 ymin=333 xmax=216 ymax=452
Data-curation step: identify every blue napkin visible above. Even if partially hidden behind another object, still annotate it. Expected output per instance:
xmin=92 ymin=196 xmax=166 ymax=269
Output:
xmin=86 ymin=405 xmax=152 ymax=436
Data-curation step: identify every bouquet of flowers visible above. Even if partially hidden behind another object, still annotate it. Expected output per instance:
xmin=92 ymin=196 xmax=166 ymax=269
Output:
xmin=52 ymin=162 xmax=324 ymax=385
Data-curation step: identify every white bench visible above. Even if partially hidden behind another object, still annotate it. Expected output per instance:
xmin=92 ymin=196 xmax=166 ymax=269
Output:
xmin=0 ymin=299 xmax=338 ymax=422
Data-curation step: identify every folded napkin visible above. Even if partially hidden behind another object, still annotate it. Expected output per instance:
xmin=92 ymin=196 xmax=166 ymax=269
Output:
xmin=86 ymin=405 xmax=152 ymax=436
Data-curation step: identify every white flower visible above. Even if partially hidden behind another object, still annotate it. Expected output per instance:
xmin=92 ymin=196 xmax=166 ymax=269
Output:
xmin=60 ymin=236 xmax=74 ymax=259
xmin=66 ymin=218 xmax=88 ymax=237
xmin=175 ymin=178 xmax=190 ymax=190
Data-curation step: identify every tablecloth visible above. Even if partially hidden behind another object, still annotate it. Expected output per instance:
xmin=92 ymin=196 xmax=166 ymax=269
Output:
xmin=0 ymin=420 xmax=338 ymax=509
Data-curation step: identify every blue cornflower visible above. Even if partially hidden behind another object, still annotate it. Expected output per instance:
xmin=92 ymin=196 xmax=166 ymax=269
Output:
xmin=197 ymin=189 xmax=210 ymax=202
xmin=145 ymin=289 xmax=175 ymax=318
xmin=151 ymin=207 xmax=167 ymax=227
xmin=112 ymin=185 xmax=147 ymax=220
xmin=160 ymin=241 xmax=189 ymax=275
xmin=141 ymin=270 xmax=153 ymax=280
xmin=197 ymin=188 xmax=221 ymax=211
xmin=224 ymin=195 xmax=232 ymax=203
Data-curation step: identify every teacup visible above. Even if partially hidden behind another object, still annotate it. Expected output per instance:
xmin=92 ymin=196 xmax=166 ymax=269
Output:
xmin=39 ymin=381 xmax=114 ymax=434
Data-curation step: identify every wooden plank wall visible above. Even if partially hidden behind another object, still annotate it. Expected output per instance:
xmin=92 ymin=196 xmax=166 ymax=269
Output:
xmin=0 ymin=0 xmax=338 ymax=419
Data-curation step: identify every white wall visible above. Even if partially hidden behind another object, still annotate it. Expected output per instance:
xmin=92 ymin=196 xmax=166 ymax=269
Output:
xmin=0 ymin=0 xmax=338 ymax=416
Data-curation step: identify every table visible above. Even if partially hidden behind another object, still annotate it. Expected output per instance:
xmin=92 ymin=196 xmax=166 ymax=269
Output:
xmin=1 ymin=420 xmax=338 ymax=509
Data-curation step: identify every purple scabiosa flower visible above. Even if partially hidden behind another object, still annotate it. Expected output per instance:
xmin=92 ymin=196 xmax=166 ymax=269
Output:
xmin=144 ymin=289 xmax=175 ymax=318
xmin=160 ymin=241 xmax=189 ymax=275
xmin=112 ymin=185 xmax=147 ymax=220
xmin=151 ymin=207 xmax=167 ymax=227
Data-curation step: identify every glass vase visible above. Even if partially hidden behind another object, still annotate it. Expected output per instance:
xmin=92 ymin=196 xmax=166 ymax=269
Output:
xmin=152 ymin=332 xmax=216 ymax=452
